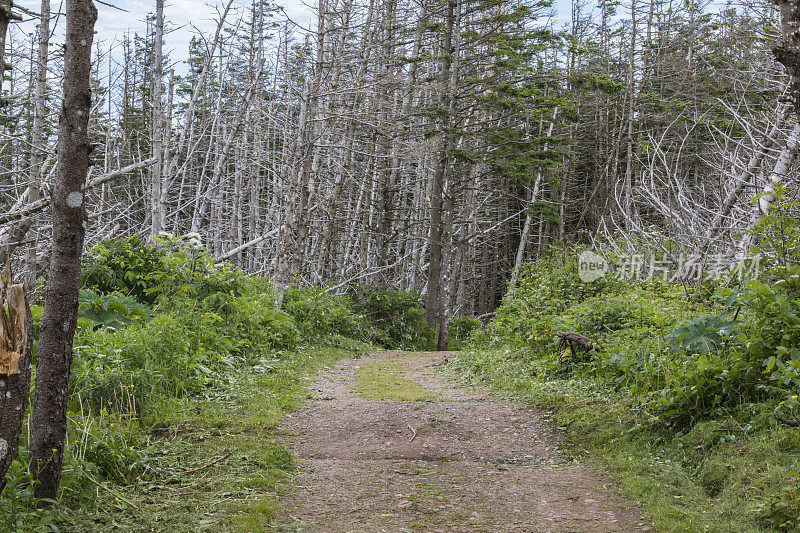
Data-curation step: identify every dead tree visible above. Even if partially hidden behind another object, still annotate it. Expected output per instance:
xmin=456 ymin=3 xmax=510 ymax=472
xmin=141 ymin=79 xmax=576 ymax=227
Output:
xmin=557 ymin=331 xmax=598 ymax=364
xmin=0 ymin=269 xmax=32 ymax=493
xmin=0 ymin=0 xmax=21 ymax=105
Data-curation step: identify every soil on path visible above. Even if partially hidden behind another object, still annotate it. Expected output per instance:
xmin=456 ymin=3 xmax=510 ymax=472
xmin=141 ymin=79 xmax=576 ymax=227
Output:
xmin=274 ymin=351 xmax=647 ymax=532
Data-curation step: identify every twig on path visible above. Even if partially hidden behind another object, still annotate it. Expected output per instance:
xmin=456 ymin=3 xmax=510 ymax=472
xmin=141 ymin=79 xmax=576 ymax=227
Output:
xmin=166 ymin=451 xmax=232 ymax=482
xmin=408 ymin=425 xmax=417 ymax=443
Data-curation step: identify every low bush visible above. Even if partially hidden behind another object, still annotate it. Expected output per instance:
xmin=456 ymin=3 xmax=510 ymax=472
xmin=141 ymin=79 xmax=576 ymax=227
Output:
xmin=448 ymin=315 xmax=483 ymax=350
xmin=77 ymin=289 xmax=151 ymax=331
xmin=477 ymin=245 xmax=610 ymax=347
xmin=81 ymin=236 xmax=169 ymax=305
xmin=226 ymin=294 xmax=301 ymax=355
xmin=71 ymin=313 xmax=226 ymax=423
xmin=460 ymin=234 xmax=800 ymax=529
xmin=282 ymin=285 xmax=360 ymax=339
xmin=82 ymin=233 xmax=254 ymax=311
xmin=346 ymin=285 xmax=434 ymax=350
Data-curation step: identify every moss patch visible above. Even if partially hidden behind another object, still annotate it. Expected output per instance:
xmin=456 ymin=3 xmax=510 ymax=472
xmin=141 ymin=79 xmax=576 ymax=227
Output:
xmin=354 ymin=359 xmax=438 ymax=401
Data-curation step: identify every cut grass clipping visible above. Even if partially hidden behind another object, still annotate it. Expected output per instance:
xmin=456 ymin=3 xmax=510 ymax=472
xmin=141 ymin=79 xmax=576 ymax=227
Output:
xmin=54 ymin=345 xmax=362 ymax=533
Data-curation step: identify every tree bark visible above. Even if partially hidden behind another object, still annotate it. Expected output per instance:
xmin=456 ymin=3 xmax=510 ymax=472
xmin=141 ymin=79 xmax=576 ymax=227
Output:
xmin=775 ymin=0 xmax=800 ymax=116
xmin=29 ymin=0 xmax=97 ymax=504
xmin=425 ymin=0 xmax=457 ymax=329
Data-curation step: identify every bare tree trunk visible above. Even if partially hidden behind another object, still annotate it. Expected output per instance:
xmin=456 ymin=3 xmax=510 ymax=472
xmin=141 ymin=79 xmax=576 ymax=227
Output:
xmin=622 ymin=0 xmax=637 ymax=225
xmin=510 ymin=107 xmax=557 ymax=286
xmin=22 ymin=0 xmax=50 ymax=284
xmin=29 ymin=0 xmax=97 ymax=504
xmin=757 ymin=122 xmax=800 ymax=217
xmin=0 ymin=0 xmax=20 ymax=103
xmin=426 ymin=0 xmax=458 ymax=330
xmin=0 ymin=1 xmax=23 ymax=258
xmin=775 ymin=0 xmax=800 ymax=117
xmin=150 ymin=0 xmax=165 ymax=237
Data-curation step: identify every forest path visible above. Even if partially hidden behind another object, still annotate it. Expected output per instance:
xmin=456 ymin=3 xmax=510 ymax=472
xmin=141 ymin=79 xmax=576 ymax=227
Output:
xmin=273 ymin=351 xmax=646 ymax=532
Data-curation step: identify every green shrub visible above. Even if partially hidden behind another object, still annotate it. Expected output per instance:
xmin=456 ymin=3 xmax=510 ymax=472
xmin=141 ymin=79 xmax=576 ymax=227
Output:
xmin=82 ymin=236 xmax=168 ymax=305
xmin=227 ymin=294 xmax=301 ymax=354
xmin=667 ymin=314 xmax=737 ymax=355
xmin=648 ymin=273 xmax=800 ymax=428
xmin=282 ymin=285 xmax=359 ymax=339
xmin=346 ymin=286 xmax=433 ymax=350
xmin=479 ymin=246 xmax=610 ymax=347
xmin=0 ymin=456 xmax=61 ymax=531
xmin=77 ymin=289 xmax=151 ymax=331
xmin=576 ymin=300 xmax=632 ymax=334
xmin=82 ymin=233 xmax=253 ymax=310
xmin=71 ymin=313 xmax=229 ymax=423
xmin=448 ymin=315 xmax=483 ymax=350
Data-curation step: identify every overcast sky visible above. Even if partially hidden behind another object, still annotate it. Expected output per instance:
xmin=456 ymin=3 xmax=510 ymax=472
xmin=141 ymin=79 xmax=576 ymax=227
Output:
xmin=9 ymin=0 xmax=574 ymax=77
xmin=13 ymin=0 xmax=315 ymax=68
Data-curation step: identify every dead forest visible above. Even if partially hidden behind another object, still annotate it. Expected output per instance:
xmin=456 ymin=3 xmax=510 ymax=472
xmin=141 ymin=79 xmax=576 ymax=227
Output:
xmin=0 ymin=0 xmax=795 ymax=321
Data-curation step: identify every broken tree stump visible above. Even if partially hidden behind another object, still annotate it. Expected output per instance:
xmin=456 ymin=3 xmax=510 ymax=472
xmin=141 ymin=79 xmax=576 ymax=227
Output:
xmin=0 ymin=266 xmax=33 ymax=493
xmin=556 ymin=331 xmax=598 ymax=364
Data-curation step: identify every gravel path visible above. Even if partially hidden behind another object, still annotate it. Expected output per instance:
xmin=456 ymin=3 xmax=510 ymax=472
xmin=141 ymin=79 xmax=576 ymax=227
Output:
xmin=274 ymin=351 xmax=647 ymax=532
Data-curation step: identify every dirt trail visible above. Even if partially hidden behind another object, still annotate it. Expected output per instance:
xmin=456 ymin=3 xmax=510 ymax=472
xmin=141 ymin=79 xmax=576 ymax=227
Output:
xmin=274 ymin=351 xmax=646 ymax=532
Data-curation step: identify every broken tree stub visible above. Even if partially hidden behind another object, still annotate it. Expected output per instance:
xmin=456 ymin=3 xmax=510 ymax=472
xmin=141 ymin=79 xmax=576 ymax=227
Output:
xmin=0 ymin=271 xmax=33 ymax=493
xmin=556 ymin=331 xmax=598 ymax=364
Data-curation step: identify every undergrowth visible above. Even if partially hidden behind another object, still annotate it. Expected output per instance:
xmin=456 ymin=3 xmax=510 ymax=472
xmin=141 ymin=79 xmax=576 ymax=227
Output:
xmin=1 ymin=233 xmax=417 ymax=531
xmin=451 ymin=233 xmax=800 ymax=531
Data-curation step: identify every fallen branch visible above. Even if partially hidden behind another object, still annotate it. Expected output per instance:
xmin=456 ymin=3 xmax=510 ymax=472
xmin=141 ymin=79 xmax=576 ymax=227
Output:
xmin=0 ymin=158 xmax=156 ymax=226
xmin=215 ymin=228 xmax=279 ymax=262
xmin=408 ymin=424 xmax=417 ymax=443
xmin=556 ymin=331 xmax=598 ymax=364
xmin=776 ymin=416 xmax=800 ymax=428
xmin=165 ymin=451 xmax=232 ymax=482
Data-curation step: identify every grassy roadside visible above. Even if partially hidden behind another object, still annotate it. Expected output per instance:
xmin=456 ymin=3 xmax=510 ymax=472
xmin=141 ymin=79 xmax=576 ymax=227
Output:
xmin=56 ymin=340 xmax=368 ymax=532
xmin=448 ymin=347 xmax=800 ymax=533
